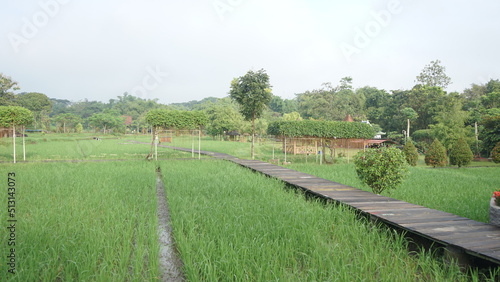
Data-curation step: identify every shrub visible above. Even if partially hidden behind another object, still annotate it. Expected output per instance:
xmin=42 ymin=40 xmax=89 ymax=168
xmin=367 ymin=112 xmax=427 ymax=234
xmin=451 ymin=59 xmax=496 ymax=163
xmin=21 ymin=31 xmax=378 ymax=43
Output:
xmin=425 ymin=139 xmax=447 ymax=167
xmin=75 ymin=123 xmax=83 ymax=133
xmin=402 ymin=140 xmax=419 ymax=166
xmin=354 ymin=147 xmax=409 ymax=194
xmin=490 ymin=142 xmax=500 ymax=163
xmin=449 ymin=137 xmax=473 ymax=168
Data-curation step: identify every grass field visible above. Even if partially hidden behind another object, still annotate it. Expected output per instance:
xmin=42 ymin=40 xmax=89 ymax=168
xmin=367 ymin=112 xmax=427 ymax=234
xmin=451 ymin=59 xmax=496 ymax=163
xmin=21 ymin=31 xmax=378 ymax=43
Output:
xmin=1 ymin=133 xmax=499 ymax=280
xmin=167 ymin=136 xmax=500 ymax=223
xmin=0 ymin=133 xmax=192 ymax=161
xmin=0 ymin=161 xmax=159 ymax=281
xmin=161 ymin=159 xmax=493 ymax=281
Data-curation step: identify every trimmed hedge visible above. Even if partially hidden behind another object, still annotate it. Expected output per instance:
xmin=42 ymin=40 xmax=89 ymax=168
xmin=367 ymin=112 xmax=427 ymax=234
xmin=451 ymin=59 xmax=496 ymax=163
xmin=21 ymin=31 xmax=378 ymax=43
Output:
xmin=145 ymin=109 xmax=208 ymax=129
xmin=267 ymin=120 xmax=375 ymax=139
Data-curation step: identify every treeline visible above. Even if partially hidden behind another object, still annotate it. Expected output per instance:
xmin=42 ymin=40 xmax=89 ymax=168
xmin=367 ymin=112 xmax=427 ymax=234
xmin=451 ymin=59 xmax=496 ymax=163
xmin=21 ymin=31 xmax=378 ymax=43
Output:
xmin=1 ymin=59 xmax=499 ymax=157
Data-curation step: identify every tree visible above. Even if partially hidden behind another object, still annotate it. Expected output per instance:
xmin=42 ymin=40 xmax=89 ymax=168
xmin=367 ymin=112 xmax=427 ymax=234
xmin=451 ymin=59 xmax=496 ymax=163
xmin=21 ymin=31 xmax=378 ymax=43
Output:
xmin=425 ymin=139 xmax=447 ymax=167
xmin=229 ymin=69 xmax=273 ymax=159
xmin=0 ymin=106 xmax=34 ymax=163
xmin=429 ymin=93 xmax=470 ymax=150
xmin=403 ymin=139 xmax=419 ymax=166
xmin=491 ymin=142 xmax=500 ymax=163
xmin=479 ymin=115 xmax=500 ymax=155
xmin=205 ymin=103 xmax=244 ymax=137
xmin=415 ymin=59 xmax=451 ymax=89
xmin=282 ymin=112 xmax=302 ymax=121
xmin=53 ymin=113 xmax=82 ymax=133
xmin=16 ymin=92 xmax=53 ymax=128
xmin=0 ymin=73 xmax=20 ymax=106
xmin=296 ymin=78 xmax=365 ymax=121
xmin=449 ymin=137 xmax=473 ymax=168
xmin=354 ymin=147 xmax=409 ymax=194
xmin=88 ymin=112 xmax=124 ymax=134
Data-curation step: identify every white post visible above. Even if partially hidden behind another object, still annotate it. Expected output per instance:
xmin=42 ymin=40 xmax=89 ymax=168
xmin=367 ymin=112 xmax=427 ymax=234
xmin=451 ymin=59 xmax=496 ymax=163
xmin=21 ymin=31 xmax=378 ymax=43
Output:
xmin=272 ymin=142 xmax=275 ymax=159
xmin=22 ymin=126 xmax=26 ymax=161
xmin=284 ymin=136 xmax=287 ymax=163
xmin=12 ymin=125 xmax=16 ymax=164
xmin=475 ymin=122 xmax=479 ymax=156
xmin=154 ymin=132 xmax=158 ymax=161
xmin=198 ymin=129 xmax=201 ymax=160
xmin=191 ymin=130 xmax=195 ymax=158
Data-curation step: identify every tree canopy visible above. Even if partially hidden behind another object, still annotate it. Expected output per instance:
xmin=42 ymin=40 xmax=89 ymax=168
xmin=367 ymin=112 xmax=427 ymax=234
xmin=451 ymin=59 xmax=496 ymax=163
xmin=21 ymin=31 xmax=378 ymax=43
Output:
xmin=0 ymin=106 xmax=34 ymax=127
xmin=145 ymin=109 xmax=208 ymax=129
xmin=415 ymin=59 xmax=452 ymax=89
xmin=267 ymin=120 xmax=375 ymax=139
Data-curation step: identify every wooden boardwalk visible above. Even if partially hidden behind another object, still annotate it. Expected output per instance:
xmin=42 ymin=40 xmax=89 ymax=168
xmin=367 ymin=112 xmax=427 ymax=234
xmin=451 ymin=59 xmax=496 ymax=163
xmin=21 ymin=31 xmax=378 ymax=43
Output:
xmin=159 ymin=144 xmax=500 ymax=267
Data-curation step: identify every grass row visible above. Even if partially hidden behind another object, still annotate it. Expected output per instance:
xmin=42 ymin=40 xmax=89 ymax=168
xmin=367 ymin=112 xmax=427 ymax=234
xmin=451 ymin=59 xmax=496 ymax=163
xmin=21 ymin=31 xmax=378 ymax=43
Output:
xmin=166 ymin=136 xmax=500 ymax=223
xmin=0 ymin=134 xmax=191 ymax=161
xmin=161 ymin=159 xmax=491 ymax=281
xmin=0 ymin=161 xmax=159 ymax=281
xmin=286 ymin=163 xmax=500 ymax=223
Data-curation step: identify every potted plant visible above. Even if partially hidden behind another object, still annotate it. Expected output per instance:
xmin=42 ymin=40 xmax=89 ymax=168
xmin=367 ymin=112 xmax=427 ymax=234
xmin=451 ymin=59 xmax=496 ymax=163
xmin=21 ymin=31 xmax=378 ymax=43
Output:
xmin=489 ymin=191 xmax=500 ymax=226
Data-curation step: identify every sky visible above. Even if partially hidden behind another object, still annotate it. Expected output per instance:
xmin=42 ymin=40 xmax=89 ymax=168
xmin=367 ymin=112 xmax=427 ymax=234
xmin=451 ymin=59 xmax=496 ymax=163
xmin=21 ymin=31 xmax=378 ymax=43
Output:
xmin=1 ymin=0 xmax=499 ymax=104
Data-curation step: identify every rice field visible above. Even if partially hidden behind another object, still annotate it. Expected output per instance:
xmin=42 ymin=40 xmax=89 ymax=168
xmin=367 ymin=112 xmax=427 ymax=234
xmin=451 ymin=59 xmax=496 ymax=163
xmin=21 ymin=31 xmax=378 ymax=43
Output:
xmin=0 ymin=134 xmax=192 ymax=161
xmin=0 ymin=161 xmax=159 ymax=281
xmin=161 ymin=159 xmax=495 ymax=281
xmin=1 ymin=133 xmax=499 ymax=280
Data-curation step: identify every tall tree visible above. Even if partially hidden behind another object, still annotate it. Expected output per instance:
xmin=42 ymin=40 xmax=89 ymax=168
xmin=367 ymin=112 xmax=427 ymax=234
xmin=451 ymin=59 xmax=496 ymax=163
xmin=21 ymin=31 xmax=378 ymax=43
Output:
xmin=88 ymin=111 xmax=124 ymax=134
xmin=297 ymin=78 xmax=365 ymax=121
xmin=229 ymin=69 xmax=272 ymax=159
xmin=205 ymin=103 xmax=244 ymax=137
xmin=53 ymin=113 xmax=82 ymax=133
xmin=0 ymin=73 xmax=20 ymax=106
xmin=15 ymin=92 xmax=53 ymax=128
xmin=429 ymin=93 xmax=470 ymax=150
xmin=0 ymin=106 xmax=34 ymax=163
xmin=415 ymin=59 xmax=452 ymax=89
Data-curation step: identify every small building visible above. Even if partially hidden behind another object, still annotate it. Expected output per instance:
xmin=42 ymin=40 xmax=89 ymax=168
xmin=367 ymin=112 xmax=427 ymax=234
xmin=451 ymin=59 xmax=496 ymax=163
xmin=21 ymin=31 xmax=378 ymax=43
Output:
xmin=0 ymin=127 xmax=12 ymax=138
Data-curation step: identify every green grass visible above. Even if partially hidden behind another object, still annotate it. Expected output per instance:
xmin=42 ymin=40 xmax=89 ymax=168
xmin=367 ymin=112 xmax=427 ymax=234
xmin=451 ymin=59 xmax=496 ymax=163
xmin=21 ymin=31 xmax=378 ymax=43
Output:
xmin=0 ymin=161 xmax=159 ymax=281
xmin=0 ymin=134 xmax=192 ymax=161
xmin=167 ymin=137 xmax=500 ymax=223
xmin=161 ymin=159 xmax=492 ymax=281
xmin=286 ymin=163 xmax=500 ymax=223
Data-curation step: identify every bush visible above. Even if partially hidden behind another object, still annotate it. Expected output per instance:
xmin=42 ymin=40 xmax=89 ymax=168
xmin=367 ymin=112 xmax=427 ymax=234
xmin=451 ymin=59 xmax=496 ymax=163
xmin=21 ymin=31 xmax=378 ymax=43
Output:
xmin=449 ymin=137 xmax=473 ymax=168
xmin=402 ymin=140 xmax=419 ymax=166
xmin=491 ymin=142 xmax=500 ymax=163
xmin=354 ymin=147 xmax=409 ymax=194
xmin=425 ymin=139 xmax=447 ymax=167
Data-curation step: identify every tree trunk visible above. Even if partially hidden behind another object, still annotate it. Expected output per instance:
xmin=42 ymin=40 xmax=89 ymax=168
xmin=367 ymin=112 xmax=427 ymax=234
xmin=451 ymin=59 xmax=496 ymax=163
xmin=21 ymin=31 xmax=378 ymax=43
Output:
xmin=407 ymin=119 xmax=410 ymax=139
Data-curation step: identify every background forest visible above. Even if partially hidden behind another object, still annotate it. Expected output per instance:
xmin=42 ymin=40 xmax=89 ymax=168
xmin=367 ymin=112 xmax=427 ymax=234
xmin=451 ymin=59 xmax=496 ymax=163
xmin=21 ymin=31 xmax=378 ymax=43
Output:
xmin=1 ymin=60 xmax=499 ymax=157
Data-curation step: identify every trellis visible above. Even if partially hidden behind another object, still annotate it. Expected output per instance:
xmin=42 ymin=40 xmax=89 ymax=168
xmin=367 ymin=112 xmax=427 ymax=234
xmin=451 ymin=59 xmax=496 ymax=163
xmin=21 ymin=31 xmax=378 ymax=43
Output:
xmin=153 ymin=129 xmax=202 ymax=160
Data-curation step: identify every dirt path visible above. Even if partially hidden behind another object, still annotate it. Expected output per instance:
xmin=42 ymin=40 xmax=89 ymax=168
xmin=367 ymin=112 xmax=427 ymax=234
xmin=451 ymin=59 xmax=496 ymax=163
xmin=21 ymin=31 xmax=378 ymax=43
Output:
xmin=156 ymin=167 xmax=185 ymax=281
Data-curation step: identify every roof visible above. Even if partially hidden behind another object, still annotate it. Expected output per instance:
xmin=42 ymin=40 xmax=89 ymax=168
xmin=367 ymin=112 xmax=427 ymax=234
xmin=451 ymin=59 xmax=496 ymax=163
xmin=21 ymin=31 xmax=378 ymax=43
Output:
xmin=343 ymin=114 xmax=354 ymax=122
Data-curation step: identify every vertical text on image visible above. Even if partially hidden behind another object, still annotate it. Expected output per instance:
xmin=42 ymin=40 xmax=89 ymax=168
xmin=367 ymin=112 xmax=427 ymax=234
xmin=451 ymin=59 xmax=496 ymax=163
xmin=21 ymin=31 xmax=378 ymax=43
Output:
xmin=6 ymin=172 xmax=17 ymax=275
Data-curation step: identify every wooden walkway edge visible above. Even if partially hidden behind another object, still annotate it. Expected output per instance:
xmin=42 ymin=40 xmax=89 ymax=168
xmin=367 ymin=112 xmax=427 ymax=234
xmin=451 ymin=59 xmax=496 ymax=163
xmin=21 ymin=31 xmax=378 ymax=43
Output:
xmin=157 ymin=144 xmax=500 ymax=267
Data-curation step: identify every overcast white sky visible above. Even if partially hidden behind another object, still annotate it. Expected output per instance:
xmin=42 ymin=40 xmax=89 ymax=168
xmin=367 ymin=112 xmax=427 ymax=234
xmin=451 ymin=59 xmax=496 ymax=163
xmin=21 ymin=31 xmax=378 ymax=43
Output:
xmin=2 ymin=0 xmax=499 ymax=104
